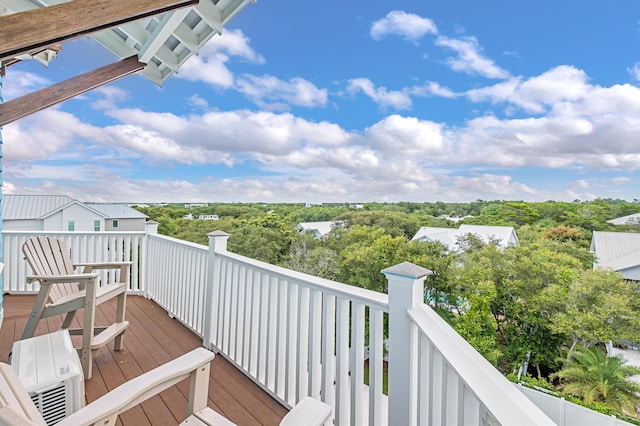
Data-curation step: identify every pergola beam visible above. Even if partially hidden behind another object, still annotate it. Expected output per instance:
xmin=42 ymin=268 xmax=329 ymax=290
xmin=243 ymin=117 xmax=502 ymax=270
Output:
xmin=0 ymin=0 xmax=198 ymax=61
xmin=0 ymin=56 xmax=145 ymax=127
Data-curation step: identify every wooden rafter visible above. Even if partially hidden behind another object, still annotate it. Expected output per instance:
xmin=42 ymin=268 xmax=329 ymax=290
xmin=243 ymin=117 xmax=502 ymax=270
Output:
xmin=0 ymin=56 xmax=145 ymax=127
xmin=0 ymin=0 xmax=199 ymax=61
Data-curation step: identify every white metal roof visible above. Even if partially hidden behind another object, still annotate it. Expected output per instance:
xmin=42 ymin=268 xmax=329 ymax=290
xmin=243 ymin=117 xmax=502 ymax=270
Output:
xmin=3 ymin=195 xmax=146 ymax=220
xmin=2 ymin=194 xmax=74 ymax=219
xmin=0 ymin=0 xmax=255 ymax=85
xmin=87 ymin=203 xmax=147 ymax=219
xmin=590 ymin=231 xmax=640 ymax=271
xmin=606 ymin=213 xmax=640 ymax=226
xmin=412 ymin=224 xmax=518 ymax=251
xmin=297 ymin=221 xmax=339 ymax=237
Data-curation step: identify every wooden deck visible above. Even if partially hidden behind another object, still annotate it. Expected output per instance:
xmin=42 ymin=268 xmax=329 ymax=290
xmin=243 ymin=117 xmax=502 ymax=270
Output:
xmin=0 ymin=294 xmax=288 ymax=425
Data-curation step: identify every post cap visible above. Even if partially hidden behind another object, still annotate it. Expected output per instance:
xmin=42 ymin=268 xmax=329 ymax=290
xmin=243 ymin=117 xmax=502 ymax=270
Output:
xmin=381 ymin=261 xmax=433 ymax=279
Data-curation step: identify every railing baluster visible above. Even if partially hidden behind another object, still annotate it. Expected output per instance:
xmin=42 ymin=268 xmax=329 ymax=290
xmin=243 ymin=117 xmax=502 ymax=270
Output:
xmin=322 ymin=293 xmax=336 ymax=423
xmin=369 ymin=308 xmax=384 ymax=426
xmin=297 ymin=285 xmax=310 ymax=402
xmin=309 ymin=289 xmax=323 ymax=400
xmin=266 ymin=274 xmax=278 ymax=391
xmin=335 ymin=297 xmax=350 ymax=425
xmin=350 ymin=303 xmax=365 ymax=426
xmin=286 ymin=282 xmax=299 ymax=405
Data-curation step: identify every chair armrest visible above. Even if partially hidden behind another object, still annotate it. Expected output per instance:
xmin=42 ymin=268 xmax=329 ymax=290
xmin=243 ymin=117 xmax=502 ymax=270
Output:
xmin=280 ymin=397 xmax=332 ymax=426
xmin=74 ymin=261 xmax=133 ymax=269
xmin=26 ymin=273 xmax=99 ymax=284
xmin=58 ymin=348 xmax=215 ymax=426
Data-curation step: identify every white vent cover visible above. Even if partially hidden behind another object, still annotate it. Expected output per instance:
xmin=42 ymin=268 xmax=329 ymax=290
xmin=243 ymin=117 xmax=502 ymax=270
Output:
xmin=11 ymin=330 xmax=85 ymax=425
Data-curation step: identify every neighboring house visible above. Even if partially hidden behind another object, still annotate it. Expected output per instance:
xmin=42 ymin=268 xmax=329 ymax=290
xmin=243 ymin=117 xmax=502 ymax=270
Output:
xmin=411 ymin=224 xmax=519 ymax=251
xmin=3 ymin=195 xmax=147 ymax=232
xmin=297 ymin=221 xmax=340 ymax=238
xmin=606 ymin=213 xmax=640 ymax=226
xmin=439 ymin=214 xmax=473 ymax=223
xmin=590 ymin=231 xmax=640 ymax=281
xmin=198 ymin=215 xmax=219 ymax=221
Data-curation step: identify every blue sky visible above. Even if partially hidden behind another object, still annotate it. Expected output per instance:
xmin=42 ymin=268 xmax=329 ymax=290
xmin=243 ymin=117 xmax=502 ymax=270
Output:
xmin=3 ymin=0 xmax=640 ymax=203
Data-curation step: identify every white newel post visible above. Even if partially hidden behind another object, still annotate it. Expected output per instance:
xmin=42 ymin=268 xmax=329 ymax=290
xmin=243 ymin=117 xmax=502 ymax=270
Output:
xmin=203 ymin=230 xmax=229 ymax=350
xmin=383 ymin=261 xmax=433 ymax=426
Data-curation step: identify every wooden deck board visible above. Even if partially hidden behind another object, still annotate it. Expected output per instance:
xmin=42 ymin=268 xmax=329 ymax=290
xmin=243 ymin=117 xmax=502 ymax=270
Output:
xmin=0 ymin=294 xmax=288 ymax=425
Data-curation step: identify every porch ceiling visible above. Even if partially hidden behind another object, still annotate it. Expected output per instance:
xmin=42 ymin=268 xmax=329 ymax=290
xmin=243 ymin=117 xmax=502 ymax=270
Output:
xmin=0 ymin=0 xmax=255 ymax=86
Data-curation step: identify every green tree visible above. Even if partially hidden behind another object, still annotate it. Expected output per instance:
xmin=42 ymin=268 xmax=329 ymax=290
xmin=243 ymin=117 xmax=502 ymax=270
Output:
xmin=552 ymin=347 xmax=640 ymax=416
xmin=542 ymin=269 xmax=640 ymax=357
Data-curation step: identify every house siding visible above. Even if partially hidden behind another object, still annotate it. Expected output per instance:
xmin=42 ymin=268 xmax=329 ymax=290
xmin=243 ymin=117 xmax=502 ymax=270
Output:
xmin=45 ymin=204 xmax=105 ymax=232
xmin=104 ymin=218 xmax=145 ymax=232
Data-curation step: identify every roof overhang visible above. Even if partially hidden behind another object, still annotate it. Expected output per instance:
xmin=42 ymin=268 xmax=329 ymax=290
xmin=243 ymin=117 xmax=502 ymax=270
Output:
xmin=0 ymin=0 xmax=255 ymax=125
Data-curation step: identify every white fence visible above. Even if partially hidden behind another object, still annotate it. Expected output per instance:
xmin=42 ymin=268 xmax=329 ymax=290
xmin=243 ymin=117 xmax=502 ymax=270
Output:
xmin=516 ymin=384 xmax=635 ymax=426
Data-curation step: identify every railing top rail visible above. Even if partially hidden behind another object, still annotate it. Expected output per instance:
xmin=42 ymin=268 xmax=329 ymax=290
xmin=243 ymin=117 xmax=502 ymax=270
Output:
xmin=217 ymin=250 xmax=389 ymax=311
xmin=408 ymin=304 xmax=556 ymax=426
xmin=148 ymin=233 xmax=208 ymax=251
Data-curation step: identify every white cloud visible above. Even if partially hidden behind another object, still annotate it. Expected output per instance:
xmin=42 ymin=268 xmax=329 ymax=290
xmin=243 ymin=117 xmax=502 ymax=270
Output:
xmin=408 ymin=81 xmax=458 ymax=98
xmin=347 ymin=78 xmax=412 ymax=110
xmin=1 ymin=70 xmax=50 ymax=100
xmin=371 ymin=10 xmax=438 ymax=41
xmin=466 ymin=66 xmax=589 ymax=113
xmin=435 ymin=36 xmax=510 ymax=79
xmin=235 ymin=75 xmax=328 ymax=109
xmin=629 ymin=63 xmax=640 ymax=81
xmin=362 ymin=114 xmax=445 ymax=155
xmin=179 ymin=29 xmax=265 ymax=87
xmin=451 ymin=174 xmax=538 ymax=197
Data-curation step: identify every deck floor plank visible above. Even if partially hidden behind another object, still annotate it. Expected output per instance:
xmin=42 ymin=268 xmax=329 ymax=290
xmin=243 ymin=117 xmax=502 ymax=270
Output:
xmin=1 ymin=294 xmax=287 ymax=426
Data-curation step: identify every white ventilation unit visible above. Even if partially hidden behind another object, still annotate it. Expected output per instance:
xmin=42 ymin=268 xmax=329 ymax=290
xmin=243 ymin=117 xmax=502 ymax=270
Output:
xmin=11 ymin=330 xmax=85 ymax=425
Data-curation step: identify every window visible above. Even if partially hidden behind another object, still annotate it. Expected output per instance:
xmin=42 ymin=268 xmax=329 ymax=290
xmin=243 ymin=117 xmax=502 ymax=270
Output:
xmin=112 ymin=219 xmax=119 ymax=228
xmin=94 ymin=220 xmax=101 ymax=232
xmin=67 ymin=221 xmax=75 ymax=232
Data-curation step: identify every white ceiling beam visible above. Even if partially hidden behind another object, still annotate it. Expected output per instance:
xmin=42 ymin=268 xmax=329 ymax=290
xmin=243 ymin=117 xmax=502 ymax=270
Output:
xmin=172 ymin=21 xmax=199 ymax=53
xmin=195 ymin=0 xmax=223 ymax=35
xmin=139 ymin=8 xmax=190 ymax=63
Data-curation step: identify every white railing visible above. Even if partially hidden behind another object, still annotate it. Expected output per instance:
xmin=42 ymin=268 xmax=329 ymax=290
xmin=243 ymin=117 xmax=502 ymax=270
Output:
xmin=204 ymin=232 xmax=389 ymax=425
xmin=144 ymin=234 xmax=209 ymax=336
xmin=6 ymin=229 xmax=629 ymax=425
xmin=3 ymin=231 xmax=146 ymax=293
xmin=407 ymin=303 xmax=555 ymax=425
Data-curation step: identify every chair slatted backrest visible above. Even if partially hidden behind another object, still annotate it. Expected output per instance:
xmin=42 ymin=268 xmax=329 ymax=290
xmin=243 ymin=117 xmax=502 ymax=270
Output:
xmin=22 ymin=237 xmax=79 ymax=302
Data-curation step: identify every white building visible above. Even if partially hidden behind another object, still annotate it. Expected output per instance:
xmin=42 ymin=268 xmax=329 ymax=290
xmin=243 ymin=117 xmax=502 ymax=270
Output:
xmin=590 ymin=231 xmax=640 ymax=281
xmin=297 ymin=221 xmax=340 ymax=238
xmin=607 ymin=213 xmax=640 ymax=226
xmin=2 ymin=195 xmax=148 ymax=232
xmin=412 ymin=224 xmax=519 ymax=251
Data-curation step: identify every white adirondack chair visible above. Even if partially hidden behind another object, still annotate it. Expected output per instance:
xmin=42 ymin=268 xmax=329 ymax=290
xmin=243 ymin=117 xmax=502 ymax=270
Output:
xmin=21 ymin=236 xmax=130 ymax=379
xmin=0 ymin=347 xmax=332 ymax=426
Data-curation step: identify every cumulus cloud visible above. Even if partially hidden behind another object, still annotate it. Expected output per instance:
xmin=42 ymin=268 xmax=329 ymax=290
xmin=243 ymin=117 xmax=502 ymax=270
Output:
xmin=347 ymin=78 xmax=412 ymax=110
xmin=451 ymin=174 xmax=538 ymax=197
xmin=179 ymin=29 xmax=264 ymax=87
xmin=371 ymin=10 xmax=438 ymax=41
xmin=466 ymin=66 xmax=589 ymax=113
xmin=1 ymin=70 xmax=50 ymax=100
xmin=235 ymin=75 xmax=328 ymax=109
xmin=435 ymin=36 xmax=510 ymax=79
